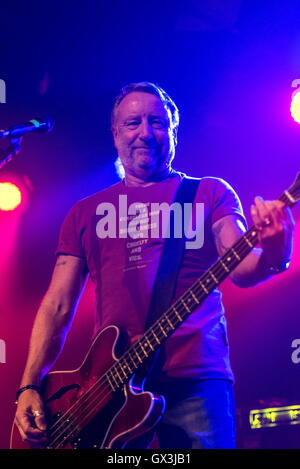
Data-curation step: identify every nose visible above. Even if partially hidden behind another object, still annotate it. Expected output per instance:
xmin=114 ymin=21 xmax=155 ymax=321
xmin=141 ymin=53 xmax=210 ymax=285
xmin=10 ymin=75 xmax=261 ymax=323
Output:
xmin=139 ymin=119 xmax=154 ymax=141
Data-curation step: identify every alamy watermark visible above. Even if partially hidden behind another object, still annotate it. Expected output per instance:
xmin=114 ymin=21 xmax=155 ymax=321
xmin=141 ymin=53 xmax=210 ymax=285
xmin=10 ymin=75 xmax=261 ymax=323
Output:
xmin=95 ymin=196 xmax=205 ymax=249
xmin=0 ymin=79 xmax=6 ymax=103
xmin=0 ymin=339 xmax=6 ymax=363
xmin=291 ymin=339 xmax=300 ymax=364
xmin=292 ymin=79 xmax=300 ymax=98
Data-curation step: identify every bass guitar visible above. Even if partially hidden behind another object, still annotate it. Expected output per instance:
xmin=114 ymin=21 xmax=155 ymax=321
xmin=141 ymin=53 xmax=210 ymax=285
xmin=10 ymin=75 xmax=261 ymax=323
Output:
xmin=10 ymin=173 xmax=300 ymax=449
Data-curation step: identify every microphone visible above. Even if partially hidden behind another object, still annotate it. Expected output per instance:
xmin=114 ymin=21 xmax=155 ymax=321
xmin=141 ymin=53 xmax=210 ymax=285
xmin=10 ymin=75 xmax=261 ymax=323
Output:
xmin=0 ymin=116 xmax=54 ymax=139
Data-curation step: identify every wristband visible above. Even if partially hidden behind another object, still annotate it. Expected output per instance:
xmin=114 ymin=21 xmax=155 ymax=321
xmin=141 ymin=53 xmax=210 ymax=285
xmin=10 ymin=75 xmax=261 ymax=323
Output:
xmin=268 ymin=260 xmax=291 ymax=274
xmin=15 ymin=385 xmax=41 ymax=404
xmin=261 ymin=251 xmax=291 ymax=275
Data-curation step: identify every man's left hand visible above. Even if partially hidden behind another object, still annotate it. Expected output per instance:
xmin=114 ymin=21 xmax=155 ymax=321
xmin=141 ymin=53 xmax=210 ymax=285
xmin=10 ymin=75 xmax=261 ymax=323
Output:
xmin=251 ymin=196 xmax=295 ymax=269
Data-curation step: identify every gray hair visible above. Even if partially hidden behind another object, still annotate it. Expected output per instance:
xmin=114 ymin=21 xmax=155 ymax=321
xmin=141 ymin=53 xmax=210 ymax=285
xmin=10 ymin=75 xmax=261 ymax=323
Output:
xmin=111 ymin=81 xmax=179 ymax=131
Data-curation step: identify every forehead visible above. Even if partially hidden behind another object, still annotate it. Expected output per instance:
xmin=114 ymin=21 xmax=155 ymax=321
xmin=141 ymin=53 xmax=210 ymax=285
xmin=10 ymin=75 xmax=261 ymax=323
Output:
xmin=115 ymin=91 xmax=170 ymax=121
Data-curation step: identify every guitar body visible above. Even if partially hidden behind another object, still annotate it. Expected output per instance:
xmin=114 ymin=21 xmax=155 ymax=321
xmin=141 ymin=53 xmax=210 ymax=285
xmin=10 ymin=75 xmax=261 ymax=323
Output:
xmin=10 ymin=325 xmax=165 ymax=449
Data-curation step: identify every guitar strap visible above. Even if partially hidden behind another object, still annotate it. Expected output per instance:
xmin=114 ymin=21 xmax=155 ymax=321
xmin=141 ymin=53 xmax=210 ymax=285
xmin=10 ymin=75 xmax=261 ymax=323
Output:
xmin=142 ymin=175 xmax=201 ymax=377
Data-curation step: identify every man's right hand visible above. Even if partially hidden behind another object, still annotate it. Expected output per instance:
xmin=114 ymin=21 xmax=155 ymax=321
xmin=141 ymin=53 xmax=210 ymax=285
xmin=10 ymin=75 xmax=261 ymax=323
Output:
xmin=13 ymin=255 xmax=87 ymax=449
xmin=15 ymin=390 xmax=48 ymax=448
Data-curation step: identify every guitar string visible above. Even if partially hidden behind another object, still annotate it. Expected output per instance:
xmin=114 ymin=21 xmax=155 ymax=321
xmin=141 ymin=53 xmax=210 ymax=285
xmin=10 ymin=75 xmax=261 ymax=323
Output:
xmin=47 ymin=232 xmax=258 ymax=447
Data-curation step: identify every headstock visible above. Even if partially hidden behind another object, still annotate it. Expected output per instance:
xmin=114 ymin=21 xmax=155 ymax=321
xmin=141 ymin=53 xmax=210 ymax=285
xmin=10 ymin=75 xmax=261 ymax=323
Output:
xmin=282 ymin=172 xmax=300 ymax=207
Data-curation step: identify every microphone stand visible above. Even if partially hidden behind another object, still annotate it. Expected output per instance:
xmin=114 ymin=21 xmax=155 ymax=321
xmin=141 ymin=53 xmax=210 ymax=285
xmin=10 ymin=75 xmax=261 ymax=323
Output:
xmin=0 ymin=137 xmax=22 ymax=170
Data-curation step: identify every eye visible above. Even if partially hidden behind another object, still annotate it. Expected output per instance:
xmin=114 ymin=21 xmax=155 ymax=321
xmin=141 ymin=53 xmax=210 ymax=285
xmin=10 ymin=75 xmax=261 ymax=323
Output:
xmin=151 ymin=118 xmax=167 ymax=129
xmin=123 ymin=119 xmax=140 ymax=129
xmin=127 ymin=121 xmax=139 ymax=127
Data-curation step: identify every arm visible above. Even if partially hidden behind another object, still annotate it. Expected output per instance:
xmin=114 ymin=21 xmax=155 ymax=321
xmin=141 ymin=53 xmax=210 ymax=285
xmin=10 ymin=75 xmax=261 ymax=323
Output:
xmin=15 ymin=254 xmax=87 ymax=447
xmin=212 ymin=197 xmax=295 ymax=288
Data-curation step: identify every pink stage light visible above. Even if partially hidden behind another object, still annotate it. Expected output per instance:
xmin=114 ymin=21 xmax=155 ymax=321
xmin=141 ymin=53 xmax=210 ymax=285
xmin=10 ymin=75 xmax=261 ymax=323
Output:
xmin=0 ymin=182 xmax=22 ymax=211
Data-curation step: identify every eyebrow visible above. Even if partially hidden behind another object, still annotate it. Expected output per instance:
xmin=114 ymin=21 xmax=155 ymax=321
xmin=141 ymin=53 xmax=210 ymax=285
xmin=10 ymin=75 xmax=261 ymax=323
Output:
xmin=123 ymin=113 xmax=168 ymax=121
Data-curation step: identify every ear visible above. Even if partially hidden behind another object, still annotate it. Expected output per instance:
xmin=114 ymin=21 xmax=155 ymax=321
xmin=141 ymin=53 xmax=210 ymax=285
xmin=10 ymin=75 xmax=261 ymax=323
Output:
xmin=111 ymin=125 xmax=119 ymax=148
xmin=173 ymin=126 xmax=178 ymax=146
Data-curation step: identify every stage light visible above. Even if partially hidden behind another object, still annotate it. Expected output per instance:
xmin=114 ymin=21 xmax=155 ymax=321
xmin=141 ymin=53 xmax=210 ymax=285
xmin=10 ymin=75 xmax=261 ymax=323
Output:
xmin=0 ymin=182 xmax=22 ymax=211
xmin=290 ymin=89 xmax=300 ymax=124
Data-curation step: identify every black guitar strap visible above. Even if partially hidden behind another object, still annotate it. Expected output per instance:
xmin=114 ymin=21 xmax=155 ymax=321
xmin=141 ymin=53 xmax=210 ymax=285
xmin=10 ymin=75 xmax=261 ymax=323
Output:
xmin=142 ymin=175 xmax=201 ymax=376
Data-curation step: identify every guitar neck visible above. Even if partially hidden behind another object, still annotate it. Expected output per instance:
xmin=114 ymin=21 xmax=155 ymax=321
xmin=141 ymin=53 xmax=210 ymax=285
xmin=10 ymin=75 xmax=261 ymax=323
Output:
xmin=104 ymin=189 xmax=296 ymax=391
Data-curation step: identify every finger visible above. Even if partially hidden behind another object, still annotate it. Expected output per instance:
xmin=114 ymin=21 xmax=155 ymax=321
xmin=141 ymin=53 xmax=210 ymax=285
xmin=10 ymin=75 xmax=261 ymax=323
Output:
xmin=264 ymin=201 xmax=280 ymax=228
xmin=254 ymin=196 xmax=270 ymax=223
xmin=250 ymin=204 xmax=260 ymax=227
xmin=17 ymin=419 xmax=46 ymax=440
xmin=254 ymin=198 xmax=281 ymax=230
xmin=281 ymin=205 xmax=296 ymax=229
xmin=15 ymin=417 xmax=30 ymax=442
xmin=21 ymin=428 xmax=48 ymax=448
xmin=16 ymin=422 xmax=47 ymax=449
xmin=16 ymin=411 xmax=47 ymax=440
xmin=264 ymin=201 xmax=295 ymax=234
xmin=34 ymin=413 xmax=47 ymax=432
xmin=267 ymin=201 xmax=295 ymax=227
xmin=251 ymin=203 xmax=270 ymax=231
xmin=22 ymin=426 xmax=48 ymax=449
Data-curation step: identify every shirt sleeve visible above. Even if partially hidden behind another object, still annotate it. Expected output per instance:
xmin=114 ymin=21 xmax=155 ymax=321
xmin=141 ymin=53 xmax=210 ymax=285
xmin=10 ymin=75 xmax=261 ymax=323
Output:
xmin=56 ymin=202 xmax=86 ymax=258
xmin=207 ymin=177 xmax=247 ymax=228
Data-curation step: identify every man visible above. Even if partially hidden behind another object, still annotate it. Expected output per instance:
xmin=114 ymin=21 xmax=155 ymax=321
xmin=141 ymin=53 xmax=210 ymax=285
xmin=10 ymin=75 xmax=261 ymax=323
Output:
xmin=14 ymin=82 xmax=295 ymax=449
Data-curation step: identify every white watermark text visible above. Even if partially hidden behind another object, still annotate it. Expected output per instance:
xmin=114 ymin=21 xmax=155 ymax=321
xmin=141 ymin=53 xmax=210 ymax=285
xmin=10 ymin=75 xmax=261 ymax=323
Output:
xmin=0 ymin=79 xmax=6 ymax=103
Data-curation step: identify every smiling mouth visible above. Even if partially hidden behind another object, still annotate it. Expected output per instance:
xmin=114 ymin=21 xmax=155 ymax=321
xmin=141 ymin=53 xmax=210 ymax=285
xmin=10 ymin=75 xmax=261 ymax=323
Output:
xmin=134 ymin=146 xmax=155 ymax=150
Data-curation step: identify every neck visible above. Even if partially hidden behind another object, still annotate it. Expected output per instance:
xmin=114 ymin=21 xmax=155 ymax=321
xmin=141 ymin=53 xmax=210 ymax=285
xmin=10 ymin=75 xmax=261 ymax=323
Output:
xmin=123 ymin=167 xmax=175 ymax=187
